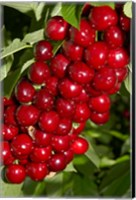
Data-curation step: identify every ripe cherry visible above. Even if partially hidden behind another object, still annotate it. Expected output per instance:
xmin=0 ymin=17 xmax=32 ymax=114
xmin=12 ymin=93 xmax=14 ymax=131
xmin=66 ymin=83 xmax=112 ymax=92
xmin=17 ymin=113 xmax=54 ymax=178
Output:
xmin=2 ymin=124 xmax=18 ymax=141
xmin=71 ymin=121 xmax=86 ymax=135
xmin=71 ymin=137 xmax=89 ymax=154
xmin=34 ymin=40 xmax=53 ymax=61
xmin=69 ymin=62 xmax=94 ymax=84
xmin=51 ymin=135 xmax=70 ymax=152
xmin=119 ymin=12 xmax=130 ymax=32
xmin=63 ymin=149 xmax=74 ymax=164
xmin=73 ymin=88 xmax=89 ymax=103
xmin=5 ymin=164 xmax=26 ymax=184
xmin=48 ymin=154 xmax=66 ymax=172
xmin=30 ymin=146 xmax=52 ymax=162
xmin=89 ymin=6 xmax=118 ymax=30
xmin=39 ymin=111 xmax=60 ymax=133
xmin=45 ymin=16 xmax=68 ymax=40
xmin=55 ymin=118 xmax=72 ymax=135
xmin=3 ymin=97 xmax=14 ymax=107
xmin=45 ymin=76 xmax=59 ymax=96
xmin=114 ymin=67 xmax=128 ymax=82
xmin=4 ymin=105 xmax=17 ymax=126
xmin=1 ymin=141 xmax=12 ymax=165
xmin=34 ymin=129 xmax=52 ymax=147
xmin=90 ymin=111 xmax=110 ymax=125
xmin=73 ymin=103 xmax=91 ymax=123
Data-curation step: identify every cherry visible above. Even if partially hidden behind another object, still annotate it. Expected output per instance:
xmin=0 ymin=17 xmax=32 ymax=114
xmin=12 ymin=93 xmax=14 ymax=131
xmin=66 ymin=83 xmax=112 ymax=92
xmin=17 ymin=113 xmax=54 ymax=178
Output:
xmin=114 ymin=67 xmax=128 ymax=82
xmin=48 ymin=154 xmax=66 ymax=172
xmin=5 ymin=164 xmax=26 ymax=183
xmin=90 ymin=111 xmax=110 ymax=125
xmin=33 ymin=89 xmax=54 ymax=111
xmin=55 ymin=118 xmax=72 ymax=135
xmin=68 ymin=62 xmax=94 ymax=84
xmin=73 ymin=103 xmax=91 ymax=123
xmin=3 ymin=97 xmax=14 ymax=107
xmin=11 ymin=134 xmax=33 ymax=156
xmin=26 ymin=162 xmax=48 ymax=181
xmin=59 ymin=78 xmax=82 ymax=99
xmin=15 ymin=79 xmax=35 ymax=103
xmin=108 ymin=82 xmax=121 ymax=95
xmin=50 ymin=54 xmax=70 ymax=78
xmin=89 ymin=94 xmax=111 ymax=113
xmin=28 ymin=61 xmax=50 ymax=85
xmin=108 ymin=48 xmax=129 ymax=68
xmin=39 ymin=111 xmax=60 ymax=133
xmin=16 ymin=105 xmax=39 ymax=126
xmin=104 ymin=26 xmax=124 ymax=48
xmin=4 ymin=154 xmax=15 ymax=166
xmin=119 ymin=12 xmax=130 ymax=32
xmin=73 ymin=88 xmax=89 ymax=103
xmin=85 ymin=83 xmax=102 ymax=97
xmin=30 ymin=146 xmax=52 ymax=162
xmin=63 ymin=149 xmax=74 ymax=164
xmin=93 ymin=68 xmax=117 ymax=92
xmin=71 ymin=121 xmax=86 ymax=135
xmin=34 ymin=129 xmax=52 ymax=147
xmin=56 ymin=98 xmax=76 ymax=119
xmin=71 ymin=137 xmax=89 ymax=154
xmin=2 ymin=124 xmax=18 ymax=141
xmin=45 ymin=76 xmax=59 ymax=96
xmin=62 ymin=40 xmax=83 ymax=61
xmin=51 ymin=135 xmax=70 ymax=152
xmin=89 ymin=6 xmax=118 ymax=30
xmin=4 ymin=105 xmax=17 ymax=126
xmin=1 ymin=141 xmax=12 ymax=165
xmin=84 ymin=42 xmax=109 ymax=69
xmin=34 ymin=40 xmax=53 ymax=61
xmin=69 ymin=18 xmax=95 ymax=47
xmin=45 ymin=16 xmax=68 ymax=40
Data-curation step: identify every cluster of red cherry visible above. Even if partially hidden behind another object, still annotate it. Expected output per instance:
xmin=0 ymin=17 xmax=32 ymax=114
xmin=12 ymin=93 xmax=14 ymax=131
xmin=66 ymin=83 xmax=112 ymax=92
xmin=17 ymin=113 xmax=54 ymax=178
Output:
xmin=2 ymin=4 xmax=130 ymax=184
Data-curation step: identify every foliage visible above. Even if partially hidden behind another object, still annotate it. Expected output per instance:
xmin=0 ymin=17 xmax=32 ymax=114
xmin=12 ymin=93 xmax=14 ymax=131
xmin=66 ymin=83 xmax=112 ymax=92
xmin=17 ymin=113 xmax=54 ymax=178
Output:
xmin=0 ymin=2 xmax=131 ymax=198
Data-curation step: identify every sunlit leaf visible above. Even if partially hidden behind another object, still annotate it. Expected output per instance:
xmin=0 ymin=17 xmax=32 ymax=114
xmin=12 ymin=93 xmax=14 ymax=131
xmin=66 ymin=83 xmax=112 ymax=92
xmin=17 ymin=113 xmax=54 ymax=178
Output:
xmin=123 ymin=2 xmax=132 ymax=18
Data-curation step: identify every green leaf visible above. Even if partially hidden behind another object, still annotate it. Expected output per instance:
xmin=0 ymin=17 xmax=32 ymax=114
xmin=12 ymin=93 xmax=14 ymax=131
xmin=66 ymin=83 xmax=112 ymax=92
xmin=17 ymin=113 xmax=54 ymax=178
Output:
xmin=123 ymin=2 xmax=132 ymax=18
xmin=51 ymin=2 xmax=62 ymax=17
xmin=63 ymin=162 xmax=76 ymax=172
xmin=90 ymin=2 xmax=115 ymax=9
xmin=61 ymin=4 xmax=83 ymax=29
xmin=85 ymin=144 xmax=100 ymax=168
xmin=0 ymin=55 xmax=14 ymax=81
xmin=20 ymin=59 xmax=35 ymax=73
xmin=0 ymin=39 xmax=32 ymax=59
xmin=124 ymin=72 xmax=131 ymax=94
xmin=51 ymin=40 xmax=64 ymax=55
xmin=23 ymin=29 xmax=44 ymax=45
xmin=34 ymin=3 xmax=45 ymax=21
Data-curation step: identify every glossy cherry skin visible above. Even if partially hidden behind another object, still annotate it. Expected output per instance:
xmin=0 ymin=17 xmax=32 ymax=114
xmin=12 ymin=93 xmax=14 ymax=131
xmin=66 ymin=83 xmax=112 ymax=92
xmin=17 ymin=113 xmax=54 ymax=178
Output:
xmin=11 ymin=134 xmax=33 ymax=156
xmin=30 ymin=146 xmax=52 ymax=162
xmin=5 ymin=164 xmax=26 ymax=183
xmin=71 ymin=121 xmax=86 ymax=135
xmin=28 ymin=61 xmax=50 ymax=85
xmin=89 ymin=94 xmax=111 ymax=113
xmin=59 ymin=78 xmax=82 ymax=99
xmin=114 ymin=67 xmax=128 ymax=82
xmin=16 ymin=105 xmax=39 ymax=126
xmin=85 ymin=83 xmax=102 ymax=97
xmin=2 ymin=124 xmax=18 ymax=141
xmin=50 ymin=54 xmax=70 ymax=78
xmin=48 ymin=154 xmax=66 ymax=172
xmin=4 ymin=154 xmax=15 ymax=166
xmin=84 ymin=42 xmax=109 ymax=69
xmin=3 ymin=97 xmax=14 ymax=107
xmin=1 ymin=141 xmax=12 ymax=165
xmin=26 ymin=162 xmax=48 ymax=181
xmin=93 ymin=68 xmax=117 ymax=92
xmin=56 ymin=98 xmax=76 ymax=119
xmin=51 ymin=135 xmax=70 ymax=152
xmin=71 ymin=137 xmax=89 ymax=154
xmin=4 ymin=105 xmax=17 ymax=126
xmin=34 ymin=40 xmax=53 ymax=61
xmin=39 ymin=111 xmax=60 ymax=133
xmin=73 ymin=103 xmax=90 ymax=123
xmin=33 ymin=89 xmax=54 ymax=111
xmin=104 ymin=26 xmax=124 ymax=48
xmin=15 ymin=79 xmax=35 ymax=103
xmin=45 ymin=76 xmax=59 ymax=96
xmin=73 ymin=88 xmax=89 ymax=103
xmin=89 ymin=6 xmax=118 ymax=31
xmin=69 ymin=62 xmax=94 ymax=84
xmin=34 ymin=129 xmax=52 ymax=147
xmin=120 ymin=12 xmax=130 ymax=32
xmin=63 ymin=149 xmax=74 ymax=164
xmin=90 ymin=111 xmax=110 ymax=125
xmin=45 ymin=16 xmax=69 ymax=40
xmin=63 ymin=40 xmax=83 ymax=61
xmin=108 ymin=82 xmax=121 ymax=95
xmin=108 ymin=48 xmax=129 ymax=68
xmin=69 ymin=18 xmax=95 ymax=47
xmin=55 ymin=118 xmax=72 ymax=135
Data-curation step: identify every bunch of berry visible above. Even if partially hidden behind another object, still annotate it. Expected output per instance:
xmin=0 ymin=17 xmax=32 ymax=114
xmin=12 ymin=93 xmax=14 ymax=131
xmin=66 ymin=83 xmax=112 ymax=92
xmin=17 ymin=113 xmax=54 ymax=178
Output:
xmin=1 ymin=4 xmax=130 ymax=184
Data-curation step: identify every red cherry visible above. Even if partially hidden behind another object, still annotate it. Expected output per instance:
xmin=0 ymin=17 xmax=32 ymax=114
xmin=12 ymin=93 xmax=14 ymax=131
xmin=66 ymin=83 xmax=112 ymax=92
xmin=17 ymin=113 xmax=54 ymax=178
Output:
xmin=1 ymin=141 xmax=12 ymax=165
xmin=26 ymin=162 xmax=48 ymax=181
xmin=51 ymin=135 xmax=70 ymax=152
xmin=34 ymin=40 xmax=53 ymax=61
xmin=74 ymin=103 xmax=91 ymax=123
xmin=84 ymin=42 xmax=109 ymax=69
xmin=114 ymin=67 xmax=128 ymax=82
xmin=50 ymin=54 xmax=70 ymax=78
xmin=2 ymin=124 xmax=18 ymax=141
xmin=71 ymin=121 xmax=86 ymax=135
xmin=120 ymin=12 xmax=130 ymax=32
xmin=16 ymin=105 xmax=39 ymax=126
xmin=45 ymin=16 xmax=68 ymax=40
xmin=48 ymin=154 xmax=66 ymax=172
xmin=59 ymin=78 xmax=82 ymax=99
xmin=4 ymin=105 xmax=17 ymax=126
xmin=55 ymin=118 xmax=72 ymax=135
xmin=68 ymin=62 xmax=94 ymax=84
xmin=4 ymin=154 xmax=15 ymax=166
xmin=30 ymin=146 xmax=52 ymax=162
xmin=73 ymin=88 xmax=89 ymax=103
xmin=69 ymin=18 xmax=95 ymax=47
xmin=108 ymin=48 xmax=129 ymax=68
xmin=39 ymin=111 xmax=60 ymax=133
xmin=15 ymin=79 xmax=35 ymax=103
xmin=28 ymin=61 xmax=50 ymax=85
xmin=45 ymin=76 xmax=59 ymax=96
xmin=3 ymin=97 xmax=14 ymax=107
xmin=63 ymin=149 xmax=74 ymax=164
xmin=89 ymin=6 xmax=118 ymax=30
xmin=89 ymin=94 xmax=111 ymax=113
xmin=85 ymin=83 xmax=102 ymax=97
xmin=90 ymin=111 xmax=110 ymax=125
xmin=34 ymin=129 xmax=52 ymax=147
xmin=63 ymin=40 xmax=83 ymax=61
xmin=71 ymin=137 xmax=89 ymax=154
xmin=11 ymin=134 xmax=33 ymax=156
xmin=107 ymin=82 xmax=121 ymax=95
xmin=5 ymin=164 xmax=26 ymax=183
